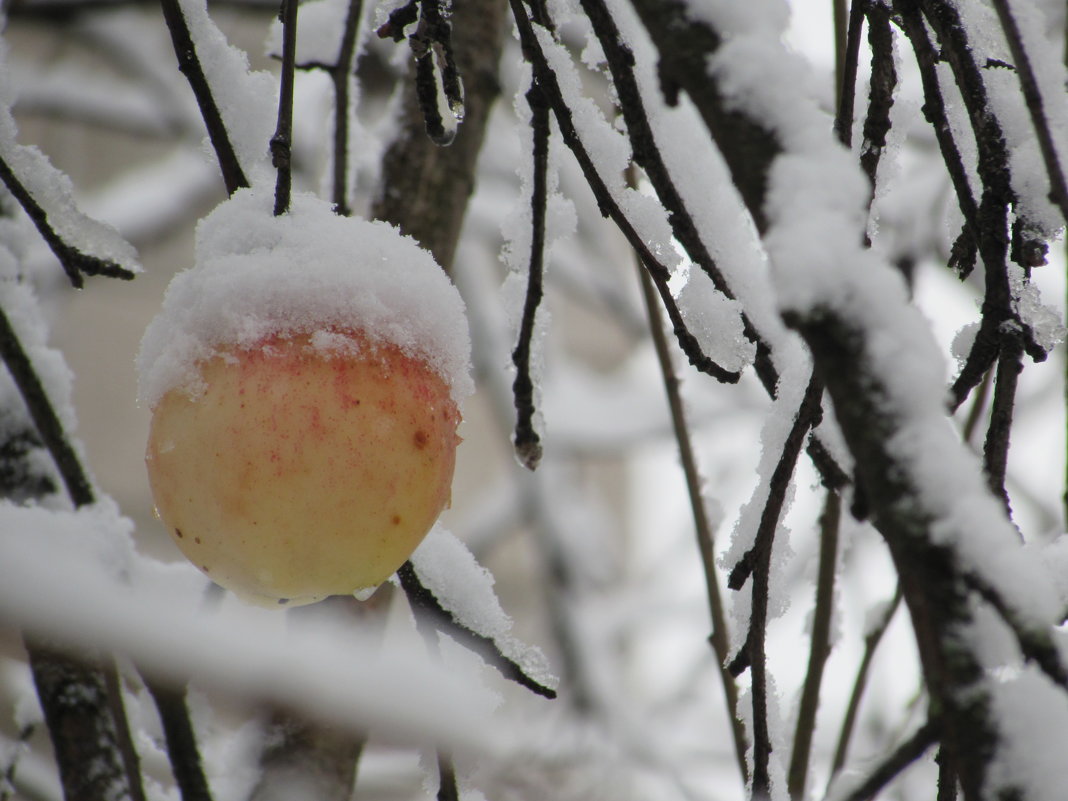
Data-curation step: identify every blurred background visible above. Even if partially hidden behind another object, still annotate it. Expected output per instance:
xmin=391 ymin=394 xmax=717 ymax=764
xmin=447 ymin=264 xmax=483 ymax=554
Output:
xmin=3 ymin=0 xmax=1067 ymax=799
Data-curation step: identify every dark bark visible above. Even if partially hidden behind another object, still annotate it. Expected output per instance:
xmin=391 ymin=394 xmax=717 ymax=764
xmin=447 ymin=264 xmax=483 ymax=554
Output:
xmin=25 ymin=642 xmax=145 ymax=801
xmin=625 ymin=3 xmax=1045 ymax=798
xmin=144 ymin=680 xmax=213 ymax=801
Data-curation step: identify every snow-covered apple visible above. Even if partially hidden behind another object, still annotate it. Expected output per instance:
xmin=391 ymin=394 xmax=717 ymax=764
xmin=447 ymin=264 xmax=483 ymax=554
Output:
xmin=146 ymin=329 xmax=460 ymax=605
xmin=138 ymin=188 xmax=472 ymax=606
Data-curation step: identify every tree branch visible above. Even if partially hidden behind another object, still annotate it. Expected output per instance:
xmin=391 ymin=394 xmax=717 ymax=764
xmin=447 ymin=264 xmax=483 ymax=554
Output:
xmin=510 ymin=82 xmax=549 ymax=471
xmin=159 ymin=0 xmax=250 ymax=195
xmin=727 ymin=373 xmax=825 ymax=799
xmin=0 ymin=307 xmax=92 ymax=506
xmin=271 ymin=0 xmax=298 ymax=216
xmin=788 ymin=488 xmax=841 ymax=800
xmin=397 ymin=561 xmax=558 ymax=699
xmin=835 ymin=718 xmax=940 ymax=801
xmin=988 ymin=0 xmax=1068 ymax=226
xmin=828 ymin=586 xmax=903 ymax=782
xmin=0 ymin=155 xmax=135 ymax=289
xmin=329 ymin=0 xmax=364 ymax=215
xmin=982 ymin=333 xmax=1023 ymax=515
xmin=144 ymin=679 xmax=213 ymax=801
xmin=636 ymin=248 xmax=748 ymax=786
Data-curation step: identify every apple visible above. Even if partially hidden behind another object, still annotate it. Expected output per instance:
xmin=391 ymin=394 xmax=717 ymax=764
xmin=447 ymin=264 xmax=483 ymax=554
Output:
xmin=145 ymin=328 xmax=461 ymax=607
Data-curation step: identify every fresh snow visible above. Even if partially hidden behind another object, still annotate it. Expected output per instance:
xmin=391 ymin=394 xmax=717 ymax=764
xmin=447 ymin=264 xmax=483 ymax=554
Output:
xmin=410 ymin=525 xmax=558 ymax=692
xmin=0 ymin=498 xmax=499 ymax=750
xmin=176 ymin=0 xmax=278 ymax=184
xmin=0 ymin=42 xmax=141 ymax=280
xmin=137 ymin=186 xmax=473 ymax=408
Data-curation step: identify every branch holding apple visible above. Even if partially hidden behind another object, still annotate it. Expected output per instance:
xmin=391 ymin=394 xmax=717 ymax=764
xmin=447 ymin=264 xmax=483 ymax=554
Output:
xmin=138 ymin=188 xmax=472 ymax=606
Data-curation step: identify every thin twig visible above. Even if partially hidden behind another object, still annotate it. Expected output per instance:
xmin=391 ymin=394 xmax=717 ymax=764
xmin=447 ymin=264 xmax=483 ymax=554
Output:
xmin=859 ymin=4 xmax=896 ymax=203
xmin=787 ymin=488 xmax=841 ymax=800
xmin=894 ymin=2 xmax=980 ymax=275
xmin=636 ymin=249 xmax=748 ymax=785
xmin=982 ymin=334 xmax=1023 ymax=515
xmin=828 ymin=586 xmax=903 ymax=783
xmin=0 ymin=306 xmax=92 ymax=506
xmin=0 ymin=155 xmax=134 ymax=289
xmin=330 ymin=0 xmax=365 ymax=215
xmin=728 ymin=373 xmax=825 ymax=800
xmin=410 ymin=0 xmax=464 ymax=145
xmin=835 ymin=0 xmax=867 ymax=147
xmin=396 ymin=561 xmax=558 ymax=698
xmin=159 ymin=0 xmax=250 ymax=195
xmin=507 ymin=0 xmax=742 ymax=384
xmin=915 ymin=0 xmax=1049 ymax=407
xmin=966 ymin=571 xmax=1068 ymax=691
xmin=272 ymin=0 xmax=299 ymax=215
xmin=511 ymin=81 xmax=549 ymax=471
xmin=145 ymin=679 xmax=214 ymax=801
xmin=988 ymin=0 xmax=1068 ymax=225
xmin=832 ymin=0 xmax=849 ymax=113
xmin=835 ymin=718 xmax=940 ymax=801
xmin=436 ymin=751 xmax=459 ymax=801
xmin=961 ymin=365 xmax=994 ymax=444
xmin=577 ymin=0 xmax=760 ymax=385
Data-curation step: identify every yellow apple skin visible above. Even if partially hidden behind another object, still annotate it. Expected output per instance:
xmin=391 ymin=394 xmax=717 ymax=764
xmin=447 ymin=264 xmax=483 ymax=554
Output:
xmin=145 ymin=330 xmax=460 ymax=606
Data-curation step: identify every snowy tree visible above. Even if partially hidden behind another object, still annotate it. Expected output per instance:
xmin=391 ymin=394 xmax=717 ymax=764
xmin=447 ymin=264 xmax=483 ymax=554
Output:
xmin=1 ymin=0 xmax=1067 ymax=800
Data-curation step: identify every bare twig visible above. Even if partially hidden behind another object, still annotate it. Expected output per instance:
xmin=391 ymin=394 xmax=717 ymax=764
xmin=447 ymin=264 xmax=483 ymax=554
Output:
xmin=835 ymin=718 xmax=940 ymax=801
xmin=636 ymin=250 xmax=748 ymax=786
xmin=859 ymin=4 xmax=896 ymax=203
xmin=511 ymin=82 xmax=549 ymax=471
xmin=159 ymin=0 xmax=250 ymax=195
xmin=408 ymin=0 xmax=464 ymax=146
xmin=835 ymin=0 xmax=867 ymax=147
xmin=832 ymin=0 xmax=849 ymax=111
xmin=961 ymin=365 xmax=994 ymax=445
xmin=330 ymin=0 xmax=365 ymax=215
xmin=893 ymin=2 xmax=980 ymax=277
xmin=982 ymin=334 xmax=1023 ymax=516
xmin=145 ymin=679 xmax=213 ymax=801
xmin=988 ymin=0 xmax=1068 ymax=225
xmin=788 ymin=488 xmax=841 ymax=800
xmin=271 ymin=0 xmax=299 ymax=216
xmin=828 ymin=586 xmax=903 ymax=783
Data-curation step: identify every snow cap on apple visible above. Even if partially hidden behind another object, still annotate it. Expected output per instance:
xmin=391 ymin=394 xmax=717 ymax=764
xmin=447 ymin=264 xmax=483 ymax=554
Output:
xmin=138 ymin=187 xmax=473 ymax=607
